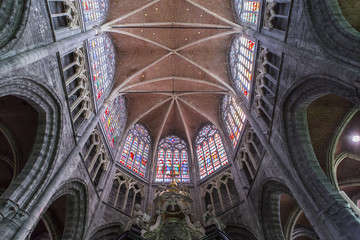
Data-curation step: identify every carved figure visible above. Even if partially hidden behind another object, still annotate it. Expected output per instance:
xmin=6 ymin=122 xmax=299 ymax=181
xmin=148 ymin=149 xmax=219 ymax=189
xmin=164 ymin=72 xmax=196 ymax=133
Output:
xmin=202 ymin=204 xmax=226 ymax=231
xmin=126 ymin=203 xmax=150 ymax=230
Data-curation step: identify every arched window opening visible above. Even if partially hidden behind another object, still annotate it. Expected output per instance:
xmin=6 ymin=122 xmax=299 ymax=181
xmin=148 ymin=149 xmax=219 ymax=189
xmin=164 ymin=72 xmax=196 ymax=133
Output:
xmin=61 ymin=47 xmax=93 ymax=130
xmin=155 ymin=135 xmax=190 ymax=183
xmin=88 ymin=35 xmax=115 ymax=102
xmin=229 ymin=35 xmax=257 ymax=100
xmin=0 ymin=96 xmax=38 ymax=196
xmin=237 ymin=128 xmax=264 ymax=187
xmin=119 ymin=124 xmax=151 ymax=178
xmin=100 ymin=96 xmax=126 ymax=149
xmin=233 ymin=0 xmax=260 ymax=24
xmin=82 ymin=128 xmax=110 ymax=188
xmin=47 ymin=0 xmax=80 ymax=30
xmin=254 ymin=47 xmax=281 ymax=128
xmin=81 ymin=0 xmax=108 ymax=23
xmin=201 ymin=170 xmax=240 ymax=216
xmin=222 ymin=95 xmax=246 ymax=148
xmin=108 ymin=170 xmax=144 ymax=215
xmin=263 ymin=0 xmax=292 ymax=32
xmin=196 ymin=125 xmax=228 ymax=179
xmin=30 ymin=195 xmax=66 ymax=240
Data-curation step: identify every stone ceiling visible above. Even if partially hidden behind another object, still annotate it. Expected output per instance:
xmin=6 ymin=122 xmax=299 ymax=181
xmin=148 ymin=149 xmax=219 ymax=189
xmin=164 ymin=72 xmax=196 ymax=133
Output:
xmin=105 ymin=0 xmax=240 ymax=162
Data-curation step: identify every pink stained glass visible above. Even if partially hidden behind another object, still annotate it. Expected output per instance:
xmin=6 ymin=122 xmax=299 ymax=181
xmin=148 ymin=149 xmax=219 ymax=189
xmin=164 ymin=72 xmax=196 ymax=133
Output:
xmin=101 ymin=96 xmax=126 ymax=149
xmin=215 ymin=133 xmax=228 ymax=165
xmin=127 ymin=137 xmax=138 ymax=169
xmin=133 ymin=140 xmax=144 ymax=174
xmin=209 ymin=137 xmax=220 ymax=170
xmin=203 ymin=141 xmax=213 ymax=175
xmin=174 ymin=150 xmax=181 ymax=182
xmin=120 ymin=133 xmax=133 ymax=165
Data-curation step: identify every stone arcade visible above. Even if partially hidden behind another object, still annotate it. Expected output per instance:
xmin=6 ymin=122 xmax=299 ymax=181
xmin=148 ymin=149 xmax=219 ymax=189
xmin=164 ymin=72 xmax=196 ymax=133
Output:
xmin=0 ymin=0 xmax=360 ymax=239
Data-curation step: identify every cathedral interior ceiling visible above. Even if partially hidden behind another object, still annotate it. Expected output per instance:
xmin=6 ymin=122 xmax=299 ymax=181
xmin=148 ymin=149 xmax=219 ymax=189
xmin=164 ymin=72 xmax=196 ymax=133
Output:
xmin=105 ymin=0 xmax=237 ymax=164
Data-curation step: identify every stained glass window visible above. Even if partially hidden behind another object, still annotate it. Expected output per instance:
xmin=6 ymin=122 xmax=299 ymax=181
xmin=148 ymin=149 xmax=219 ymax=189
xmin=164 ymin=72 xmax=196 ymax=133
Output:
xmin=155 ymin=136 xmax=190 ymax=183
xmin=196 ymin=125 xmax=228 ymax=179
xmin=88 ymin=35 xmax=115 ymax=101
xmin=81 ymin=0 xmax=108 ymax=23
xmin=222 ymin=95 xmax=246 ymax=148
xmin=119 ymin=124 xmax=151 ymax=178
xmin=100 ymin=96 xmax=126 ymax=148
xmin=233 ymin=0 xmax=260 ymax=24
xmin=229 ymin=35 xmax=256 ymax=100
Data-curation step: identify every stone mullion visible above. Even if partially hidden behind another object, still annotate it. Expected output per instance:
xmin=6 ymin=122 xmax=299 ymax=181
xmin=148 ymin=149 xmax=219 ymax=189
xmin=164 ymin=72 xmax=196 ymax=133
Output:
xmin=122 ymin=186 xmax=130 ymax=212
xmin=216 ymin=183 xmax=225 ymax=212
xmin=224 ymin=179 xmax=233 ymax=206
xmin=113 ymin=179 xmax=122 ymax=207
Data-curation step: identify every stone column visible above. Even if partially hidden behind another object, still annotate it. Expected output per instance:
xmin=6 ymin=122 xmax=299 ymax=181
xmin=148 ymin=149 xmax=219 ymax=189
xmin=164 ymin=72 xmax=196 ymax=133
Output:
xmin=4 ymin=101 xmax=108 ymax=240
xmin=0 ymin=26 xmax=100 ymax=76
xmin=238 ymin=98 xmax=360 ymax=240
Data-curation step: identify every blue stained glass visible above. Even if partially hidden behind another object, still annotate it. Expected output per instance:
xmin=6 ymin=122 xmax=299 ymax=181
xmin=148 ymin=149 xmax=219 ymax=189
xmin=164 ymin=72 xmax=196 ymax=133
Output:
xmin=118 ymin=123 xmax=151 ymax=178
xmin=155 ymin=135 xmax=190 ymax=182
xmin=88 ymin=35 xmax=115 ymax=101
xmin=196 ymin=125 xmax=228 ymax=179
xmin=222 ymin=96 xmax=246 ymax=148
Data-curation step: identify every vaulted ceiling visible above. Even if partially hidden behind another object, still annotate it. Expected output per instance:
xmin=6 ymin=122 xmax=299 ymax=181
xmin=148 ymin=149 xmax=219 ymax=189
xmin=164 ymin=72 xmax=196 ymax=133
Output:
xmin=104 ymin=0 xmax=241 ymax=161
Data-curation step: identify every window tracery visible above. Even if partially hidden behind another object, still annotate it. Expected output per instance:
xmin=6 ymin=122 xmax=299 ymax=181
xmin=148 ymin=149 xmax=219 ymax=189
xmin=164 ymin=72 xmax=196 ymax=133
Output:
xmin=155 ymin=136 xmax=190 ymax=183
xmin=48 ymin=0 xmax=80 ymax=30
xmin=196 ymin=125 xmax=228 ymax=179
xmin=119 ymin=124 xmax=151 ymax=178
xmin=234 ymin=0 xmax=260 ymax=24
xmin=108 ymin=170 xmax=144 ymax=215
xmin=201 ymin=170 xmax=240 ymax=216
xmin=229 ymin=35 xmax=257 ymax=100
xmin=81 ymin=0 xmax=108 ymax=23
xmin=61 ymin=47 xmax=93 ymax=130
xmin=222 ymin=95 xmax=246 ymax=148
xmin=100 ymin=96 xmax=126 ymax=149
xmin=237 ymin=128 xmax=264 ymax=186
xmin=82 ymin=128 xmax=110 ymax=188
xmin=88 ymin=35 xmax=115 ymax=101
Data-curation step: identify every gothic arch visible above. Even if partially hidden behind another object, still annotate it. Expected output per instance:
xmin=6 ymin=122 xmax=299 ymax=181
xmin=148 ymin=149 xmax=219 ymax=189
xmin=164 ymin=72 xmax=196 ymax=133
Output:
xmin=304 ymin=0 xmax=360 ymax=65
xmin=0 ymin=76 xmax=62 ymax=212
xmin=260 ymin=179 xmax=291 ymax=240
xmin=31 ymin=179 xmax=88 ymax=240
xmin=282 ymin=75 xmax=360 ymax=239
xmin=89 ymin=223 xmax=124 ymax=240
xmin=0 ymin=0 xmax=30 ymax=55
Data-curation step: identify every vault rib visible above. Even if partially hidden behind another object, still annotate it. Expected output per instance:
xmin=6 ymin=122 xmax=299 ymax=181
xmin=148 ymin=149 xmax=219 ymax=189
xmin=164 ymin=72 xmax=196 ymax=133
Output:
xmin=111 ymin=22 xmax=233 ymax=29
xmin=176 ymin=30 xmax=239 ymax=52
xmin=174 ymin=52 xmax=237 ymax=96
xmin=101 ymin=0 xmax=161 ymax=29
xmin=109 ymin=52 xmax=172 ymax=100
xmin=151 ymin=99 xmax=175 ymax=165
xmin=178 ymin=97 xmax=228 ymax=143
xmin=105 ymin=29 xmax=172 ymax=51
xmin=175 ymin=99 xmax=195 ymax=165
xmin=121 ymin=96 xmax=173 ymax=150
xmin=185 ymin=0 xmax=243 ymax=29
xmin=121 ymin=76 xmax=229 ymax=92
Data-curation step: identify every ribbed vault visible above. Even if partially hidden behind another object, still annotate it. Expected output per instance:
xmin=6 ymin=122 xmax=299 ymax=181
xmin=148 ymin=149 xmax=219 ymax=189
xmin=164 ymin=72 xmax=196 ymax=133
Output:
xmin=102 ymin=0 xmax=241 ymax=164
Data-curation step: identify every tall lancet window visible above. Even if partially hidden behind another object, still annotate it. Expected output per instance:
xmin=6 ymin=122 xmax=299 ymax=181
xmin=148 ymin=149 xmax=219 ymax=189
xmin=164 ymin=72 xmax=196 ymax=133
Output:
xmin=155 ymin=136 xmax=190 ymax=183
xmin=88 ymin=34 xmax=115 ymax=101
xmin=81 ymin=0 xmax=108 ymax=23
xmin=119 ymin=124 xmax=151 ymax=177
xmin=234 ymin=0 xmax=260 ymax=24
xmin=229 ymin=35 xmax=256 ymax=100
xmin=100 ymin=96 xmax=126 ymax=149
xmin=196 ymin=125 xmax=228 ymax=179
xmin=222 ymin=95 xmax=246 ymax=148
